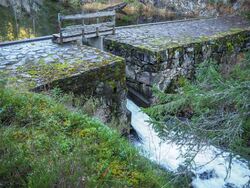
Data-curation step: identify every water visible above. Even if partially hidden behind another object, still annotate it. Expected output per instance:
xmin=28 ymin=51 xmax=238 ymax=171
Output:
xmin=126 ymin=99 xmax=250 ymax=188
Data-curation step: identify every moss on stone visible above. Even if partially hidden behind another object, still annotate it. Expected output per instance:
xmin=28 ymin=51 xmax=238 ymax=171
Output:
xmin=147 ymin=27 xmax=250 ymax=52
xmin=13 ymin=53 xmax=125 ymax=91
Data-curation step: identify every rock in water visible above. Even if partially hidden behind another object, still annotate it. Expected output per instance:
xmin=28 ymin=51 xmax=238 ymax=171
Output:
xmin=198 ymin=169 xmax=218 ymax=180
xmin=224 ymin=182 xmax=238 ymax=188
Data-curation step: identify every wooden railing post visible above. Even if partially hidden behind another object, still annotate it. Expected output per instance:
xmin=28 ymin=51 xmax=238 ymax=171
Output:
xmin=96 ymin=27 xmax=99 ymax=37
xmin=58 ymin=13 xmax=63 ymax=44
xmin=96 ymin=17 xmax=99 ymax=24
xmin=112 ymin=12 xmax=116 ymax=35
xmin=82 ymin=10 xmax=85 ymax=42
xmin=82 ymin=28 xmax=85 ymax=40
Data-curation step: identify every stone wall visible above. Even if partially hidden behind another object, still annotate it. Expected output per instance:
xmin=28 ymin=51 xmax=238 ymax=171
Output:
xmin=104 ymin=29 xmax=250 ymax=106
xmin=33 ymin=59 xmax=129 ymax=133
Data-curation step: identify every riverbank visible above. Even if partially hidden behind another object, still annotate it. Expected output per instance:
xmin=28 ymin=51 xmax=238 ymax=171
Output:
xmin=0 ymin=85 xmax=184 ymax=187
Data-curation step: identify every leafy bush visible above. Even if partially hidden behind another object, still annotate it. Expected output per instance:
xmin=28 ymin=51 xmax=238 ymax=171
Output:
xmin=144 ymin=52 xmax=250 ymax=160
xmin=0 ymin=87 xmax=175 ymax=187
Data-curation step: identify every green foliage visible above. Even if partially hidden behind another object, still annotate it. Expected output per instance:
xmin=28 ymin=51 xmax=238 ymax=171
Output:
xmin=59 ymin=0 xmax=82 ymax=8
xmin=0 ymin=87 xmax=175 ymax=187
xmin=145 ymin=52 xmax=250 ymax=161
xmin=244 ymin=11 xmax=250 ymax=21
xmin=0 ymin=71 xmax=7 ymax=89
xmin=48 ymin=88 xmax=102 ymax=117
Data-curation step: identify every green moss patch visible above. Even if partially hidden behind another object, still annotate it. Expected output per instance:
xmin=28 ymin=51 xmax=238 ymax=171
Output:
xmin=12 ymin=55 xmax=125 ymax=91
xmin=153 ymin=28 xmax=250 ymax=51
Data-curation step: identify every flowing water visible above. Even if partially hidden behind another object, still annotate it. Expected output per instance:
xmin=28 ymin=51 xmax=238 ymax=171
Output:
xmin=126 ymin=99 xmax=250 ymax=188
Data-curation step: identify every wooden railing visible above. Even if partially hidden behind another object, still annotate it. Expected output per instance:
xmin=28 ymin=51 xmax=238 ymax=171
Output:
xmin=53 ymin=10 xmax=116 ymax=44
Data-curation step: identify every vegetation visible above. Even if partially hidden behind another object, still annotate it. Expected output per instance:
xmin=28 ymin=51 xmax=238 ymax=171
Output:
xmin=144 ymin=51 xmax=250 ymax=163
xmin=0 ymin=85 xmax=177 ymax=187
xmin=60 ymin=0 xmax=82 ymax=8
xmin=244 ymin=11 xmax=250 ymax=21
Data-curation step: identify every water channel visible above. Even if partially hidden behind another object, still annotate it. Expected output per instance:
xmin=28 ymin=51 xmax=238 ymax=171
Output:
xmin=127 ymin=99 xmax=250 ymax=188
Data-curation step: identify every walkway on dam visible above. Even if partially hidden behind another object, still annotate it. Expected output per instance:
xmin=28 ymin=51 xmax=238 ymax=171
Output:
xmin=0 ymin=40 xmax=118 ymax=71
xmin=106 ymin=16 xmax=250 ymax=52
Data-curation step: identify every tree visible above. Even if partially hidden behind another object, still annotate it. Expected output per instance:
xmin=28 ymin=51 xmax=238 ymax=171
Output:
xmin=144 ymin=52 xmax=250 ymax=166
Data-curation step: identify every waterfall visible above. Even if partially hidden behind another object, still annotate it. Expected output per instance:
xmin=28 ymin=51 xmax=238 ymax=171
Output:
xmin=126 ymin=99 xmax=250 ymax=188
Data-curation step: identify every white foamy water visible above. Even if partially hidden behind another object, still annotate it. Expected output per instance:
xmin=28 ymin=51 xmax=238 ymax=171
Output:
xmin=127 ymin=99 xmax=250 ymax=188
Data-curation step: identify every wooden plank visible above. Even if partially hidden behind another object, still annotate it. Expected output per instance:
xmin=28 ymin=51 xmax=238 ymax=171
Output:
xmin=61 ymin=22 xmax=114 ymax=32
xmin=52 ymin=34 xmax=81 ymax=44
xmin=61 ymin=24 xmax=83 ymax=32
xmin=61 ymin=11 xmax=115 ymax=21
xmin=84 ymin=30 xmax=114 ymax=38
xmin=52 ymin=28 xmax=114 ymax=43
xmin=85 ymin=21 xmax=115 ymax=29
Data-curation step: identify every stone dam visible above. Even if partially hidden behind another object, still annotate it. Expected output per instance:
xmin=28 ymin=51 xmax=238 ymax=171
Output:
xmin=104 ymin=16 xmax=250 ymax=106
xmin=0 ymin=16 xmax=250 ymax=130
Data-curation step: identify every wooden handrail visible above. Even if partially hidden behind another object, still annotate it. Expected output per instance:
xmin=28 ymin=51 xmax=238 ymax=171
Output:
xmin=60 ymin=11 xmax=115 ymax=21
xmin=54 ymin=10 xmax=116 ymax=44
xmin=61 ymin=22 xmax=115 ymax=31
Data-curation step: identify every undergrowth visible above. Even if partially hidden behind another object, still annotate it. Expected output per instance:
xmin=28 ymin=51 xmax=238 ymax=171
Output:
xmin=0 ymin=86 xmax=179 ymax=187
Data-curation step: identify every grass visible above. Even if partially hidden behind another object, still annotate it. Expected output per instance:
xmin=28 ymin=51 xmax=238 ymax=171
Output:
xmin=0 ymin=86 xmax=180 ymax=187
